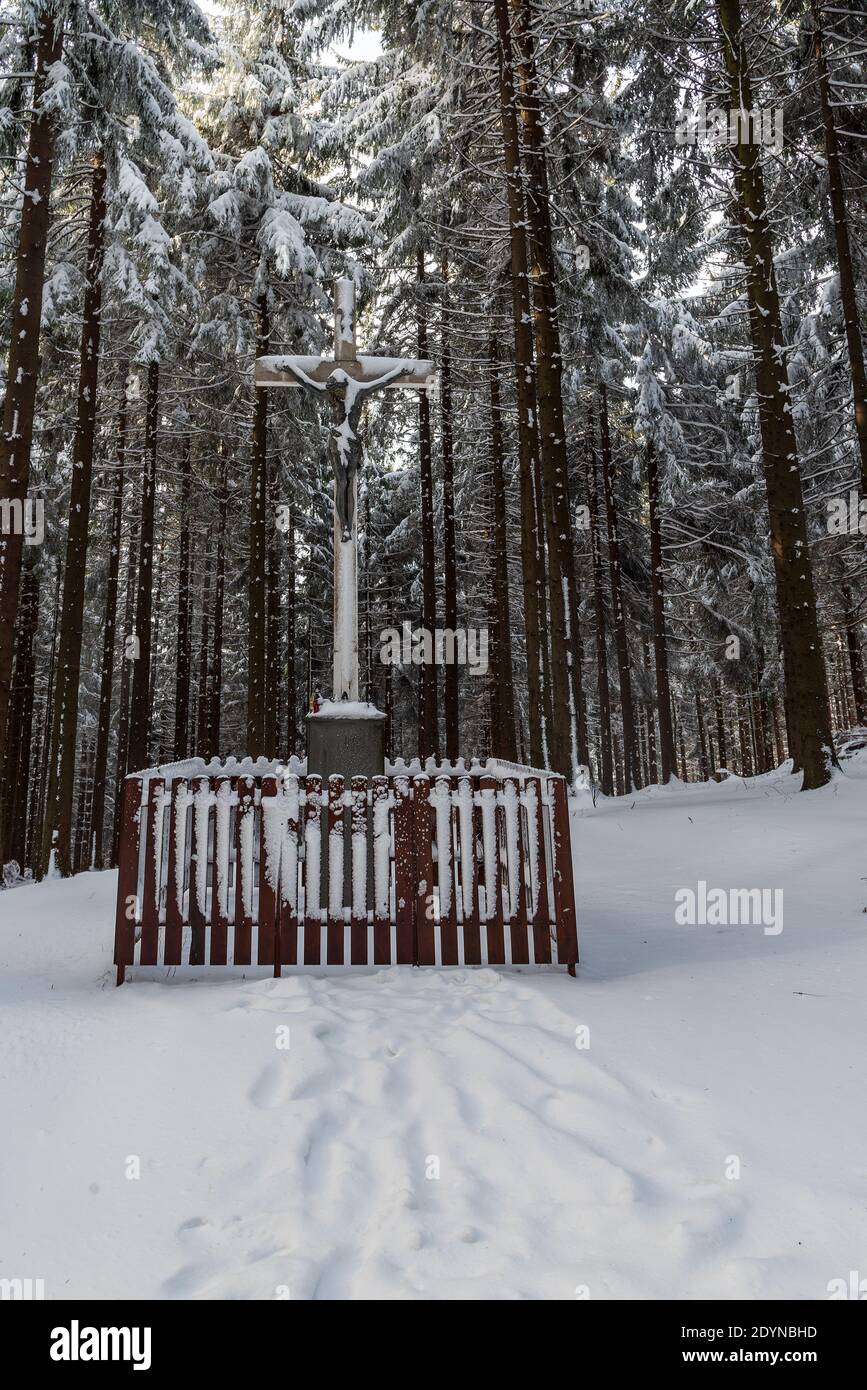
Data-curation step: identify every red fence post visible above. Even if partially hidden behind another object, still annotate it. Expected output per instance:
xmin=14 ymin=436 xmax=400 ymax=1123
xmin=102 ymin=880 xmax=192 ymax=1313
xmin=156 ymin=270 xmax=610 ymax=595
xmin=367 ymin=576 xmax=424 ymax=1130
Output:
xmin=189 ymin=776 xmax=210 ymax=965
xmin=480 ymin=775 xmax=504 ymax=965
xmin=457 ymin=774 xmax=480 ymax=965
xmin=372 ymin=775 xmax=391 ymax=964
xmin=113 ymin=776 xmax=143 ymax=985
xmin=258 ymin=774 xmax=280 ymax=969
xmin=550 ymin=777 xmax=578 ymax=972
xmin=164 ymin=777 xmax=187 ymax=966
xmin=526 ymin=776 xmax=552 ymax=964
xmin=303 ymin=775 xmax=322 ymax=965
xmin=503 ymin=775 xmax=529 ymax=964
xmin=393 ymin=773 xmax=415 ymax=964
xmin=327 ymin=775 xmax=345 ymax=964
xmin=140 ymin=775 xmax=165 ymax=966
xmin=414 ymin=775 xmax=435 ymax=965
xmin=350 ymin=775 xmax=368 ymax=965
xmin=231 ymin=775 xmax=255 ymax=965
xmin=281 ymin=773 xmax=300 ymax=967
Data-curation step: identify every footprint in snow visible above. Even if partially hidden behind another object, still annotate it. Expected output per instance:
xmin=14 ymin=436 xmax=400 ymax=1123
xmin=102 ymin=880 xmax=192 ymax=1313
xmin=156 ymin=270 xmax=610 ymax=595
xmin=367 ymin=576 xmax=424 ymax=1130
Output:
xmin=249 ymin=1058 xmax=292 ymax=1110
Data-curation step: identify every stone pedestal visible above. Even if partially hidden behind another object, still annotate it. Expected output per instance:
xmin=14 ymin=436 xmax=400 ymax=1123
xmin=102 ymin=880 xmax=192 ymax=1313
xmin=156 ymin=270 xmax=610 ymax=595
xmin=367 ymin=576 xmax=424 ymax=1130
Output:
xmin=306 ymin=705 xmax=386 ymax=908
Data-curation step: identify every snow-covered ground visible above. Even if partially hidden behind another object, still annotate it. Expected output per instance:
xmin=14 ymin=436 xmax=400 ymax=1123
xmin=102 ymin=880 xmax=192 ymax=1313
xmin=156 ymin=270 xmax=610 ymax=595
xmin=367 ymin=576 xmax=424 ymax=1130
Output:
xmin=2 ymin=757 xmax=866 ymax=1300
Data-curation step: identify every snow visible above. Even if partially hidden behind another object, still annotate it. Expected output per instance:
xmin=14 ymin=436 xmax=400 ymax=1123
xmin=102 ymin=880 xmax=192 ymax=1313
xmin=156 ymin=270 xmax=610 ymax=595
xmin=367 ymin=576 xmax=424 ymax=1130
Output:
xmin=2 ymin=758 xmax=867 ymax=1299
xmin=310 ymin=700 xmax=385 ymax=721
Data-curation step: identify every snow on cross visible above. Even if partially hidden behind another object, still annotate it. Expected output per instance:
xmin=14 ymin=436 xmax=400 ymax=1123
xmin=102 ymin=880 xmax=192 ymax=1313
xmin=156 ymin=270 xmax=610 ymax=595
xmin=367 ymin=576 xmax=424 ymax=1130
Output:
xmin=255 ymin=278 xmax=436 ymax=702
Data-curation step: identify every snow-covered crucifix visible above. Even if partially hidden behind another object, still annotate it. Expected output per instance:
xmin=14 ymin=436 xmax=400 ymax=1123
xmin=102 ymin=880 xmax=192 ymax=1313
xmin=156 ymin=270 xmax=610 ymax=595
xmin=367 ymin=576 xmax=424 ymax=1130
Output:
xmin=255 ymin=278 xmax=435 ymax=702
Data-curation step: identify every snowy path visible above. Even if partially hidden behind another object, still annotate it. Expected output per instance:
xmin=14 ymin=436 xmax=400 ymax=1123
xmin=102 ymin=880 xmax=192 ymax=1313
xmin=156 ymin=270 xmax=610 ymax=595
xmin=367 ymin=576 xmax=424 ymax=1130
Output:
xmin=1 ymin=760 xmax=866 ymax=1299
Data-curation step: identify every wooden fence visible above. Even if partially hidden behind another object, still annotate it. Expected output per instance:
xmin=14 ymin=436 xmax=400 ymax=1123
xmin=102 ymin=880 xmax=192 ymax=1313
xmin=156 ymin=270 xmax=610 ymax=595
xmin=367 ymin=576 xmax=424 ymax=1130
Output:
xmin=113 ymin=763 xmax=577 ymax=983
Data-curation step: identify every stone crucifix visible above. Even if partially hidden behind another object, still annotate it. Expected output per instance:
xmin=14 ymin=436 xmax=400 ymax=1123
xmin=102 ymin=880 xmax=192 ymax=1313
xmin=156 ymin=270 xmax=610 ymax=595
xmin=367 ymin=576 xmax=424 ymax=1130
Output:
xmin=256 ymin=278 xmax=435 ymax=703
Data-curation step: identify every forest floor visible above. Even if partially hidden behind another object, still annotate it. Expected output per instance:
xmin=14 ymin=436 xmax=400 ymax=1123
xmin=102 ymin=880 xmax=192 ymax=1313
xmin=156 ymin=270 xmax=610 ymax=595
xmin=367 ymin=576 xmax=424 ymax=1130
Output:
xmin=1 ymin=753 xmax=866 ymax=1300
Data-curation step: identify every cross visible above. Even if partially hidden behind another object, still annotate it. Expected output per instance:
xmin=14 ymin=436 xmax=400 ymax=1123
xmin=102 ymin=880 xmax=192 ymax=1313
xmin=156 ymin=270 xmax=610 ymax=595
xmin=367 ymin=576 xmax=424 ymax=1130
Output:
xmin=255 ymin=278 xmax=435 ymax=703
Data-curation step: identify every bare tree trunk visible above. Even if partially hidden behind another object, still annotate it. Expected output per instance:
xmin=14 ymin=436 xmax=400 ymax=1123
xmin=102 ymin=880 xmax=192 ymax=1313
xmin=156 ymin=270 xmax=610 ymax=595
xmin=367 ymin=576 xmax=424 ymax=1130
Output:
xmin=112 ymin=504 xmax=138 ymax=864
xmin=599 ymin=385 xmax=639 ymax=790
xmin=488 ymin=343 xmax=518 ymax=760
xmin=196 ymin=566 xmax=211 ymax=757
xmin=40 ymin=155 xmax=107 ymax=878
xmin=209 ymin=446 xmax=228 ymax=757
xmin=91 ymin=377 xmax=127 ymax=869
xmin=285 ymin=501 xmax=297 ymax=754
xmin=718 ymin=0 xmax=835 ymax=790
xmin=810 ymin=0 xmax=867 ymax=492
xmin=128 ymin=362 xmax=159 ymax=773
xmin=646 ymin=442 xmax=676 ymax=782
xmin=266 ymin=459 xmax=280 ymax=752
xmin=841 ymin=582 xmax=867 ymax=724
xmin=417 ymin=247 xmax=439 ymax=760
xmin=506 ymin=0 xmax=577 ymax=776
xmin=0 ymin=12 xmax=65 ymax=828
xmin=1 ymin=565 xmax=39 ymax=868
xmin=493 ymin=5 xmax=551 ymax=768
xmin=173 ymin=436 xmax=192 ymax=760
xmin=586 ymin=413 xmax=614 ymax=795
xmin=247 ymin=292 xmax=269 ymax=757
xmin=440 ymin=254 xmax=459 ymax=760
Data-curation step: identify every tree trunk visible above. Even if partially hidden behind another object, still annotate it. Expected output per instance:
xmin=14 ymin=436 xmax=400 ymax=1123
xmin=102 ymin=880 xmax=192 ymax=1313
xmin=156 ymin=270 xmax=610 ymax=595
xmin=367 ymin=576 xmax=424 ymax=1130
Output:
xmin=440 ymin=254 xmax=459 ymax=760
xmin=196 ymin=566 xmax=211 ymax=757
xmin=173 ymin=436 xmax=193 ymax=760
xmin=417 ymin=247 xmax=439 ymax=760
xmin=506 ymin=0 xmax=577 ymax=776
xmin=209 ymin=446 xmax=228 ymax=757
xmin=493 ymin=2 xmax=551 ymax=769
xmin=718 ymin=0 xmax=835 ymax=790
xmin=0 ymin=12 xmax=65 ymax=828
xmin=266 ymin=458 xmax=280 ymax=753
xmin=1 ymin=565 xmax=39 ymax=868
xmin=586 ymin=412 xmax=614 ymax=795
xmin=599 ymin=385 xmax=639 ymax=790
xmin=646 ymin=442 xmax=676 ymax=782
xmin=285 ymin=501 xmax=297 ymax=754
xmin=488 ymin=343 xmax=518 ymax=760
xmin=128 ymin=362 xmax=159 ymax=773
xmin=91 ymin=376 xmax=127 ymax=869
xmin=811 ymin=0 xmax=867 ymax=492
xmin=247 ymin=292 xmax=269 ymax=758
xmin=841 ymin=583 xmax=867 ymax=724
xmin=112 ymin=502 xmax=138 ymax=864
xmin=40 ymin=155 xmax=107 ymax=878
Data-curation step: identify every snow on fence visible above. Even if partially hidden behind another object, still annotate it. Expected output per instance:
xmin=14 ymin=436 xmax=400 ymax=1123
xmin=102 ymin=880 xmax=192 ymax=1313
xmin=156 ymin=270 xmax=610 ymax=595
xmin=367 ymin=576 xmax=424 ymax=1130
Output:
xmin=113 ymin=762 xmax=577 ymax=984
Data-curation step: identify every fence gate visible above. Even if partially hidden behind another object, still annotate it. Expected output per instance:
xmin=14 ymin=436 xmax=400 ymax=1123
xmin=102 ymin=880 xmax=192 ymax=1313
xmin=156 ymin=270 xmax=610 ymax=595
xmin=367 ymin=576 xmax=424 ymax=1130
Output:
xmin=113 ymin=760 xmax=578 ymax=983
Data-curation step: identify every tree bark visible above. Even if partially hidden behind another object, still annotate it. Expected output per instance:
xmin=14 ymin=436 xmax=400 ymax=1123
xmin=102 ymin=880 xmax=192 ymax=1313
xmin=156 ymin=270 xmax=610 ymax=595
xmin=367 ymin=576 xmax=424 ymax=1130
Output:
xmin=717 ymin=0 xmax=835 ymax=790
xmin=0 ymin=12 xmax=65 ymax=828
xmin=811 ymin=0 xmax=867 ymax=493
xmin=493 ymin=6 xmax=551 ymax=768
xmin=209 ymin=445 xmax=228 ymax=756
xmin=586 ymin=412 xmax=614 ymax=794
xmin=128 ymin=362 xmax=159 ymax=773
xmin=509 ymin=0 xmax=583 ymax=777
xmin=841 ymin=582 xmax=866 ymax=724
xmin=488 ymin=343 xmax=518 ymax=760
xmin=440 ymin=254 xmax=459 ymax=760
xmin=417 ymin=247 xmax=439 ymax=760
xmin=646 ymin=442 xmax=676 ymax=782
xmin=91 ymin=376 xmax=127 ymax=869
xmin=599 ymin=385 xmax=639 ymax=790
xmin=266 ymin=457 xmax=280 ymax=752
xmin=247 ymin=292 xmax=269 ymax=758
xmin=40 ymin=155 xmax=107 ymax=877
xmin=1 ymin=565 xmax=39 ymax=868
xmin=285 ymin=501 xmax=297 ymax=754
xmin=171 ymin=435 xmax=192 ymax=758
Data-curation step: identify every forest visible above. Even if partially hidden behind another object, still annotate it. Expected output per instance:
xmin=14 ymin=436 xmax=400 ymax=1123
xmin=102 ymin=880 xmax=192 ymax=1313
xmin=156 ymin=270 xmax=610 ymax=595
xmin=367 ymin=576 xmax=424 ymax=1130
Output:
xmin=0 ymin=0 xmax=865 ymax=884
